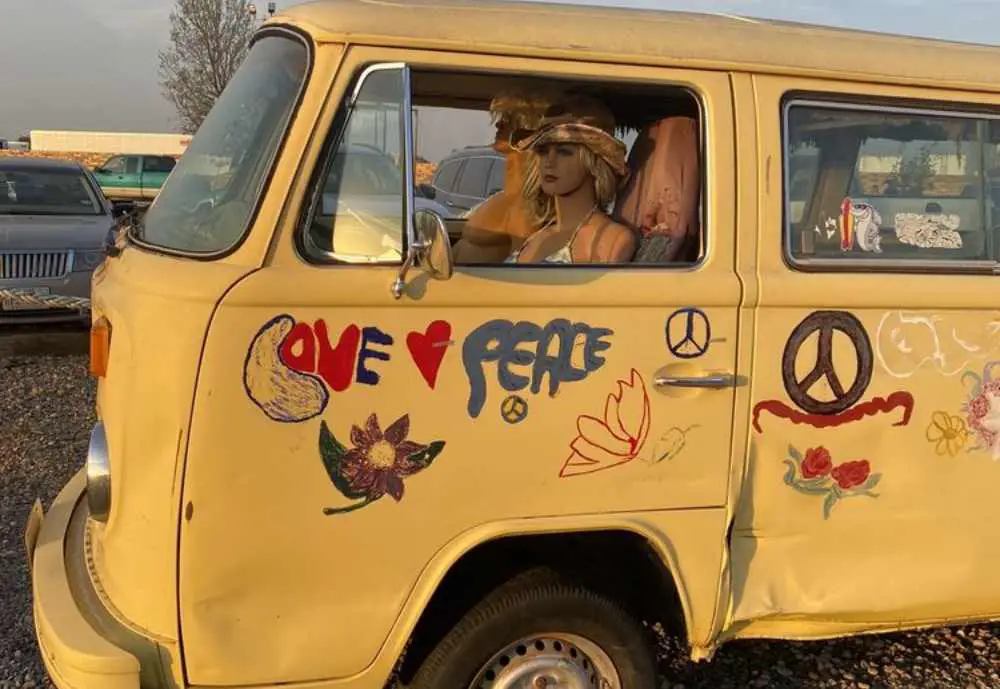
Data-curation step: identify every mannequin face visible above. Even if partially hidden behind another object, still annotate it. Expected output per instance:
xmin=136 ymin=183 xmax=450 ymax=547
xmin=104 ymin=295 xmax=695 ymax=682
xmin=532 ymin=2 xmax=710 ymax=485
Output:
xmin=537 ymin=143 xmax=589 ymax=197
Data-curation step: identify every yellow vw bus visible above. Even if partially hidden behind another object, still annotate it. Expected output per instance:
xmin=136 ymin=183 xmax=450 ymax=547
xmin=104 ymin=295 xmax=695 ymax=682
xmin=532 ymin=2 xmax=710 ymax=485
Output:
xmin=25 ymin=1 xmax=1000 ymax=687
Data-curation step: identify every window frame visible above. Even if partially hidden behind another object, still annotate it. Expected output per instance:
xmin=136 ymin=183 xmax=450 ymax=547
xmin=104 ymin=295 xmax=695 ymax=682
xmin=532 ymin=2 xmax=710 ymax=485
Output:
xmin=297 ymin=61 xmax=416 ymax=266
xmin=781 ymin=92 xmax=1000 ymax=276
xmin=296 ymin=59 xmax=711 ymax=272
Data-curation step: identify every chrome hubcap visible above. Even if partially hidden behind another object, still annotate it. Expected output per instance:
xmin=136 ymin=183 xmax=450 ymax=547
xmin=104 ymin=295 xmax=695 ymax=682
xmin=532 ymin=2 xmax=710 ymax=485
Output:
xmin=469 ymin=634 xmax=620 ymax=689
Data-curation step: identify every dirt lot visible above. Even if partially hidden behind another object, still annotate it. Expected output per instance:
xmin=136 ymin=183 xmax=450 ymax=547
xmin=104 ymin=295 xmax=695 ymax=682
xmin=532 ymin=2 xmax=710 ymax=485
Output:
xmin=1 ymin=327 xmax=999 ymax=689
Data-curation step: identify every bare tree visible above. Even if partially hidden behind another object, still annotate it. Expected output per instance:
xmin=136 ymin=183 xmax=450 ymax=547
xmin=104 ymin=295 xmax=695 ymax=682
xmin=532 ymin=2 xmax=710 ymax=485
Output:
xmin=158 ymin=0 xmax=256 ymax=134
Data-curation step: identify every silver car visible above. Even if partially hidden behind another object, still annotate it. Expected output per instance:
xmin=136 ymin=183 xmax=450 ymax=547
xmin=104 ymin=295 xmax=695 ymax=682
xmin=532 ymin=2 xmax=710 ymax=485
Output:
xmin=0 ymin=157 xmax=120 ymax=324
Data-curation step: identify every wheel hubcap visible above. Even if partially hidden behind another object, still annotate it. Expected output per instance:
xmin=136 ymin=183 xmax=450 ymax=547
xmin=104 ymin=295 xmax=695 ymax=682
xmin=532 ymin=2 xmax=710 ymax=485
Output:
xmin=469 ymin=634 xmax=620 ymax=689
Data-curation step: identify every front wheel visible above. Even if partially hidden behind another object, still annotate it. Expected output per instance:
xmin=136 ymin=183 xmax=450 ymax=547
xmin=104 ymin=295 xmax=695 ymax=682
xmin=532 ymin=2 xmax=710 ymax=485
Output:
xmin=406 ymin=570 xmax=658 ymax=689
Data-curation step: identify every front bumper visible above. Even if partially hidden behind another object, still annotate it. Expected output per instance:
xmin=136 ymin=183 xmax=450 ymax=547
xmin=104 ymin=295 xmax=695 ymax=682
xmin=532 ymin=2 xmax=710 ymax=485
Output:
xmin=26 ymin=468 xmax=141 ymax=689
xmin=0 ymin=272 xmax=93 ymax=324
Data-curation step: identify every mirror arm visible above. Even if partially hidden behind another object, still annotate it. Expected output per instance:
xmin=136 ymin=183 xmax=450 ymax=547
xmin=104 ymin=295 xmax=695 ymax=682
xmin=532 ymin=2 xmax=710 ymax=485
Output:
xmin=391 ymin=250 xmax=417 ymax=299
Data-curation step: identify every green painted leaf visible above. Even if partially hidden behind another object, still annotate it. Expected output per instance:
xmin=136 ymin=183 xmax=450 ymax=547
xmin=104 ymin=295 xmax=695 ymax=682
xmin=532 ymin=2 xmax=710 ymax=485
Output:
xmin=791 ymin=483 xmax=833 ymax=496
xmin=862 ymin=473 xmax=882 ymax=492
xmin=783 ymin=459 xmax=798 ymax=486
xmin=823 ymin=492 xmax=838 ymax=520
xmin=323 ymin=498 xmax=374 ymax=516
xmin=407 ymin=440 xmax=446 ymax=469
xmin=788 ymin=445 xmax=803 ymax=462
xmin=318 ymin=421 xmax=367 ymax=500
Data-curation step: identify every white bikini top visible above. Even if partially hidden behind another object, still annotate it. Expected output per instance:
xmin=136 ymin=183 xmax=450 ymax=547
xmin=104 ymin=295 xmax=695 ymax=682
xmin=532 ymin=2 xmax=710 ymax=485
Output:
xmin=505 ymin=209 xmax=609 ymax=264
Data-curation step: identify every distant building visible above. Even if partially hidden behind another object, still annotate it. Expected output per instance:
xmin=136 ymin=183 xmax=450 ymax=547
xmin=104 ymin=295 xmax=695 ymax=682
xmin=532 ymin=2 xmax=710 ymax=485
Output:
xmin=29 ymin=130 xmax=192 ymax=156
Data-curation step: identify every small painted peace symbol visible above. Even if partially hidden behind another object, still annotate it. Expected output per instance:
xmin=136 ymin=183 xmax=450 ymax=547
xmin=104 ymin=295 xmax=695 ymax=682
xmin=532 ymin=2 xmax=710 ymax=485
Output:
xmin=781 ymin=310 xmax=873 ymax=415
xmin=501 ymin=395 xmax=529 ymax=424
xmin=666 ymin=307 xmax=711 ymax=359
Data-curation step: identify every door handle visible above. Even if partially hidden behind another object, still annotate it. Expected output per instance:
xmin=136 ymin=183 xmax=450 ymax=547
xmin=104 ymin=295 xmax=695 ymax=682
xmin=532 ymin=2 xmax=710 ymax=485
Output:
xmin=654 ymin=373 xmax=736 ymax=389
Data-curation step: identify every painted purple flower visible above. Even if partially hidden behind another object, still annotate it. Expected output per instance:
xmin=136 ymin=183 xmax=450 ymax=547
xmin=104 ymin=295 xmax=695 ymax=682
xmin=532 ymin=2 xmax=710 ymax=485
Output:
xmin=320 ymin=413 xmax=446 ymax=515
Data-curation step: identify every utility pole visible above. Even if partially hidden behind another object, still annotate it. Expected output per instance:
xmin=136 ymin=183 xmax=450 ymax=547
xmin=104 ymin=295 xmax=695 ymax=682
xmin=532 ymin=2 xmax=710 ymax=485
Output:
xmin=247 ymin=2 xmax=277 ymax=26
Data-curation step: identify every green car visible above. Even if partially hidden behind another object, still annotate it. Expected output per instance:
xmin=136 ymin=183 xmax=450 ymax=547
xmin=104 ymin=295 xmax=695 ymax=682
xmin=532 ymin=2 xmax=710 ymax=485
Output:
xmin=93 ymin=154 xmax=177 ymax=205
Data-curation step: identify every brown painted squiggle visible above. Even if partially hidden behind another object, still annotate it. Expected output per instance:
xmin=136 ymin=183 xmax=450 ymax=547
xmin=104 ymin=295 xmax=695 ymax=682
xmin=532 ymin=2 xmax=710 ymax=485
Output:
xmin=752 ymin=391 xmax=914 ymax=433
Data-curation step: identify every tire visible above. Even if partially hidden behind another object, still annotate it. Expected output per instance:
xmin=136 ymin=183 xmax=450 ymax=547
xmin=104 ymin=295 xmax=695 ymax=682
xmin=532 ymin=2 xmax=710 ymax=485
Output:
xmin=405 ymin=568 xmax=658 ymax=689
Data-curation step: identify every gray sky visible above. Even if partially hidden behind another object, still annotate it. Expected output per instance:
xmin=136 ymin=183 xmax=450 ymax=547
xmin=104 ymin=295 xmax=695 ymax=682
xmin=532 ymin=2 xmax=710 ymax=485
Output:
xmin=1 ymin=0 xmax=997 ymax=142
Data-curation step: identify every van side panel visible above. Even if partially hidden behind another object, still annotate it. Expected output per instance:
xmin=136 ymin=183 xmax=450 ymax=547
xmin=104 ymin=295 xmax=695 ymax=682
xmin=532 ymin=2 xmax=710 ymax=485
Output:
xmin=728 ymin=74 xmax=1000 ymax=639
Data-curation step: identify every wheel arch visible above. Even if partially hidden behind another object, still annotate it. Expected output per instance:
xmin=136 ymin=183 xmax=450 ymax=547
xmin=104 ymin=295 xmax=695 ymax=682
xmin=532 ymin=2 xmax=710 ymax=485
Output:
xmin=374 ymin=515 xmax=700 ymax=686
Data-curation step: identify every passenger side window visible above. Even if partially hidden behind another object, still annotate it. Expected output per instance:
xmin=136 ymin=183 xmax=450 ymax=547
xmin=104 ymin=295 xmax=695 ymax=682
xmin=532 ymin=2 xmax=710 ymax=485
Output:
xmin=785 ymin=101 xmax=992 ymax=265
xmin=125 ymin=157 xmax=139 ymax=175
xmin=300 ymin=64 xmax=706 ymax=267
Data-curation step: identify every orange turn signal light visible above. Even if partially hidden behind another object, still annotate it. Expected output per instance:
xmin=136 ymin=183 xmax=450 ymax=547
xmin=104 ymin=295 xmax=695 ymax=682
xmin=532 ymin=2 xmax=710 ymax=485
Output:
xmin=90 ymin=317 xmax=112 ymax=378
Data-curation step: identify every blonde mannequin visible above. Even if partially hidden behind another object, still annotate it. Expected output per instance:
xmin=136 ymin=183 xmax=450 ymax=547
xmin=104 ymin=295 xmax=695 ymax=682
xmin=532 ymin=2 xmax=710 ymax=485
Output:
xmin=451 ymin=86 xmax=566 ymax=264
xmin=506 ymin=108 xmax=636 ymax=264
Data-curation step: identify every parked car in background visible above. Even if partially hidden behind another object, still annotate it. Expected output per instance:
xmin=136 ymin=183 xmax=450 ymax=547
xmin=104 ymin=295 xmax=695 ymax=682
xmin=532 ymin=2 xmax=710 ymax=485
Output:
xmin=93 ymin=153 xmax=177 ymax=206
xmin=0 ymin=157 xmax=120 ymax=323
xmin=418 ymin=145 xmax=505 ymax=214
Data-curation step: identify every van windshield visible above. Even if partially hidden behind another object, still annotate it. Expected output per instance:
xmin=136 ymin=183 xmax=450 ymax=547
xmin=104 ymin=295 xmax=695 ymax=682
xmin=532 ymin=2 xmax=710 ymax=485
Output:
xmin=136 ymin=33 xmax=309 ymax=254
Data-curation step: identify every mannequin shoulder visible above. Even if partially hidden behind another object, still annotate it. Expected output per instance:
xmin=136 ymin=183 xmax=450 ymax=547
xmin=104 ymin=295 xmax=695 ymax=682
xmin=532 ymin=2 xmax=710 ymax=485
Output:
xmin=600 ymin=218 xmax=638 ymax=250
xmin=585 ymin=215 xmax=638 ymax=262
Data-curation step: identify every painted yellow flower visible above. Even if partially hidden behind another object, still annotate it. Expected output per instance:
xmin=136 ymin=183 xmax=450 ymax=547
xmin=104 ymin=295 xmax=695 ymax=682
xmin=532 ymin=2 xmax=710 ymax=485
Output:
xmin=925 ymin=412 xmax=970 ymax=457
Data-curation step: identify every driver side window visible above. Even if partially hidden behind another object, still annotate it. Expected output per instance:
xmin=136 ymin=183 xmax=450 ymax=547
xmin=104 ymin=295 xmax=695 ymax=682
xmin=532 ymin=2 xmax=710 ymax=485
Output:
xmin=302 ymin=65 xmax=405 ymax=264
xmin=103 ymin=156 xmax=126 ymax=174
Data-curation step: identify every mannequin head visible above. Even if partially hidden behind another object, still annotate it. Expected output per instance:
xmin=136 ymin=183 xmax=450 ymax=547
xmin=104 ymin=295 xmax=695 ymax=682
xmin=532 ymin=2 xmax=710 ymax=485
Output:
xmin=512 ymin=97 xmax=627 ymax=228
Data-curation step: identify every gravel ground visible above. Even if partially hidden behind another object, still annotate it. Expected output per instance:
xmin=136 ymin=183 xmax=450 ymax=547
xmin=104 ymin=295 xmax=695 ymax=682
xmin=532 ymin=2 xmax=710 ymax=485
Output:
xmin=1 ymin=332 xmax=999 ymax=689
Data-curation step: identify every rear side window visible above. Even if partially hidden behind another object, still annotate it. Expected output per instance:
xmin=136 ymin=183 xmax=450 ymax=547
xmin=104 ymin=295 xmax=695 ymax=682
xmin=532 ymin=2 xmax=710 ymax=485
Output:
xmin=455 ymin=156 xmax=492 ymax=197
xmin=143 ymin=156 xmax=176 ymax=173
xmin=433 ymin=160 xmax=461 ymax=192
xmin=486 ymin=157 xmax=504 ymax=195
xmin=785 ymin=100 xmax=997 ymax=267
xmin=136 ymin=32 xmax=309 ymax=255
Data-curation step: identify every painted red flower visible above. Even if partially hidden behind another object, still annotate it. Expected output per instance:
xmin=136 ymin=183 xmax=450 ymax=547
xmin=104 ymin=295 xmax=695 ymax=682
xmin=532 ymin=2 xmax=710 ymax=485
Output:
xmin=319 ymin=413 xmax=446 ymax=514
xmin=831 ymin=460 xmax=871 ymax=490
xmin=560 ymin=369 xmax=651 ymax=477
xmin=801 ymin=446 xmax=833 ymax=479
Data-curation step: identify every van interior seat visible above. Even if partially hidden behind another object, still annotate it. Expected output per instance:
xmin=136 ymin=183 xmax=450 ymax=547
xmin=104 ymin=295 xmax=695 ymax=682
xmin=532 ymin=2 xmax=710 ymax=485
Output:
xmin=613 ymin=115 xmax=702 ymax=264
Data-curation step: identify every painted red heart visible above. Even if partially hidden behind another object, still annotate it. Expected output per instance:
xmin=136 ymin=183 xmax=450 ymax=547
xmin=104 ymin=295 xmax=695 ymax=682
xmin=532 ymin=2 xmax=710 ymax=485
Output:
xmin=407 ymin=321 xmax=452 ymax=389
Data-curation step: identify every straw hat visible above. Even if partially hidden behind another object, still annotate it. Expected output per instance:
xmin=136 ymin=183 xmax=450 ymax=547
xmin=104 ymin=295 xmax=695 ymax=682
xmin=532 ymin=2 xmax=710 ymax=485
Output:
xmin=509 ymin=96 xmax=628 ymax=179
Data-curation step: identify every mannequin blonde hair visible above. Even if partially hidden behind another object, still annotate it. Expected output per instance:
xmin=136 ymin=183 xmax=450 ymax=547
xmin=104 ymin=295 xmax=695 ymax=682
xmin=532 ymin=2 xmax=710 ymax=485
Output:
xmin=521 ymin=144 xmax=618 ymax=229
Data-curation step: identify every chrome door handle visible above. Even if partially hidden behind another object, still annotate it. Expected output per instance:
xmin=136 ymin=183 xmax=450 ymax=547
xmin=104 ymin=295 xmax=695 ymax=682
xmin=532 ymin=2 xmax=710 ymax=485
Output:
xmin=654 ymin=373 xmax=735 ymax=389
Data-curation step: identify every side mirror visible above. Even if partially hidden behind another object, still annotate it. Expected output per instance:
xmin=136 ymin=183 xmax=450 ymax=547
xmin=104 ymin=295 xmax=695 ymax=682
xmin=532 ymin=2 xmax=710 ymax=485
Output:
xmin=417 ymin=183 xmax=436 ymax=200
xmin=95 ymin=168 xmax=109 ymax=175
xmin=415 ymin=209 xmax=453 ymax=280
xmin=391 ymin=209 xmax=454 ymax=298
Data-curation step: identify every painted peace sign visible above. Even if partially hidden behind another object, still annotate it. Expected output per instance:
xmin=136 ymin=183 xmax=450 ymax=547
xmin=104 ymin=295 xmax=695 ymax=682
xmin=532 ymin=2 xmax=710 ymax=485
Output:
xmin=781 ymin=311 xmax=873 ymax=415
xmin=501 ymin=395 xmax=529 ymax=424
xmin=666 ymin=307 xmax=712 ymax=359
